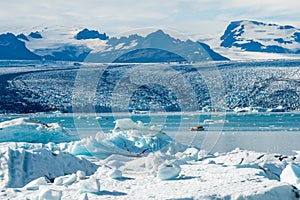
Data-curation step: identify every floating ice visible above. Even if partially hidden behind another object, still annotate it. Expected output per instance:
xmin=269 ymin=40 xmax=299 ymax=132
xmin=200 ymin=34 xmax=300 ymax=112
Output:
xmin=233 ymin=106 xmax=287 ymax=113
xmin=0 ymin=118 xmax=77 ymax=143
xmin=234 ymin=106 xmax=267 ymax=113
xmin=70 ymin=118 xmax=173 ymax=158
xmin=203 ymin=119 xmax=229 ymax=124
xmin=267 ymin=105 xmax=285 ymax=112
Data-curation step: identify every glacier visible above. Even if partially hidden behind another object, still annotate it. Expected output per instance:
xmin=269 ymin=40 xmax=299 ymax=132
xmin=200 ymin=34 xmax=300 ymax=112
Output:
xmin=1 ymin=60 xmax=300 ymax=114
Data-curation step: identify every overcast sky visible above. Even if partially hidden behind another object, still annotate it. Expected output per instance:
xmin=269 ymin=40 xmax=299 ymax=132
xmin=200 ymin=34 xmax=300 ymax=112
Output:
xmin=1 ymin=0 xmax=300 ymax=40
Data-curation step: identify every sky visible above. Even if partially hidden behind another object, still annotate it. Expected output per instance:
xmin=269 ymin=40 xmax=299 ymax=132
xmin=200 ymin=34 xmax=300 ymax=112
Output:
xmin=0 ymin=0 xmax=300 ymax=40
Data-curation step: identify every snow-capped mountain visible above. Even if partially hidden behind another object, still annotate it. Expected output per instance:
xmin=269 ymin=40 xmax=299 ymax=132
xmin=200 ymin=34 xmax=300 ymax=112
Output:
xmin=0 ymin=27 xmax=228 ymax=62
xmin=15 ymin=26 xmax=99 ymax=62
xmin=86 ymin=30 xmax=229 ymax=62
xmin=220 ymin=20 xmax=300 ymax=54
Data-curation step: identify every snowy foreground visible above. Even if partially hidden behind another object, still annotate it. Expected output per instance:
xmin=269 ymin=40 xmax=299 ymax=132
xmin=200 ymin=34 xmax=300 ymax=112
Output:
xmin=0 ymin=118 xmax=300 ymax=199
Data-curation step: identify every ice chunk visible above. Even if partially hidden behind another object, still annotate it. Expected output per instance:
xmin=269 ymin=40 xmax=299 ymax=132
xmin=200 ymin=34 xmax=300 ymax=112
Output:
xmin=234 ymin=107 xmax=267 ymax=113
xmin=63 ymin=173 xmax=77 ymax=185
xmin=177 ymin=147 xmax=199 ymax=162
xmin=0 ymin=118 xmax=77 ymax=143
xmin=72 ymin=118 xmax=173 ymax=158
xmin=280 ymin=163 xmax=300 ymax=185
xmin=24 ymin=177 xmax=48 ymax=191
xmin=38 ymin=188 xmax=62 ymax=200
xmin=145 ymin=152 xmax=175 ymax=176
xmin=109 ymin=118 xmax=173 ymax=154
xmin=77 ymin=170 xmax=86 ymax=181
xmin=0 ymin=147 xmax=98 ymax=188
xmin=67 ymin=141 xmax=91 ymax=156
xmin=53 ymin=177 xmax=64 ymax=186
xmin=109 ymin=169 xmax=123 ymax=179
xmin=79 ymin=178 xmax=101 ymax=194
xmin=157 ymin=161 xmax=181 ymax=180
xmin=114 ymin=118 xmax=143 ymax=131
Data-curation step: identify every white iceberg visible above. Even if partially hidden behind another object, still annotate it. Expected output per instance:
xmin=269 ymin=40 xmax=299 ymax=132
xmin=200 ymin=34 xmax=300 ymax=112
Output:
xmin=234 ymin=106 xmax=267 ymax=113
xmin=0 ymin=147 xmax=98 ymax=188
xmin=280 ymin=163 xmax=300 ymax=185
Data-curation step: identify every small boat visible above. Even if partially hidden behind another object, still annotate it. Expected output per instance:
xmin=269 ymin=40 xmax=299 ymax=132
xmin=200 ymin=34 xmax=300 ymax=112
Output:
xmin=189 ymin=125 xmax=204 ymax=131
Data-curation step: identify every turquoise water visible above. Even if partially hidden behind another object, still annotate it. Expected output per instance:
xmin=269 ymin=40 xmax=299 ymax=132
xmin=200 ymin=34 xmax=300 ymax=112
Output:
xmin=1 ymin=112 xmax=300 ymax=154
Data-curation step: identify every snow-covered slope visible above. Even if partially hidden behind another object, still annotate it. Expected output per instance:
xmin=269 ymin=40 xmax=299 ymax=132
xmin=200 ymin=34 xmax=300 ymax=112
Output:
xmin=220 ymin=20 xmax=300 ymax=54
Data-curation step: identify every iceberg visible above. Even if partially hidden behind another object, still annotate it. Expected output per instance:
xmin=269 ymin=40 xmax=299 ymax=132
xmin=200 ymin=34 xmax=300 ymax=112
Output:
xmin=280 ymin=163 xmax=300 ymax=185
xmin=71 ymin=118 xmax=174 ymax=158
xmin=234 ymin=107 xmax=267 ymax=113
xmin=0 ymin=147 xmax=98 ymax=188
xmin=0 ymin=118 xmax=77 ymax=143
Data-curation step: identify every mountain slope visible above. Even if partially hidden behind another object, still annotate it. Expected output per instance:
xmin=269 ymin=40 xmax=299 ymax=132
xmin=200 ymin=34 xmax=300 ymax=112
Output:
xmin=220 ymin=20 xmax=300 ymax=54
xmin=0 ymin=33 xmax=40 ymax=60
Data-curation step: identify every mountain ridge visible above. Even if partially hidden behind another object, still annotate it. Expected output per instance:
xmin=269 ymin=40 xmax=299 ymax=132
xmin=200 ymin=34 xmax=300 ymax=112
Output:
xmin=0 ymin=28 xmax=229 ymax=62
